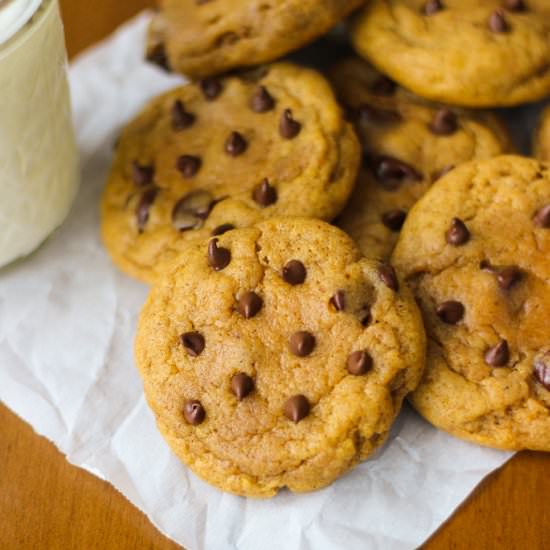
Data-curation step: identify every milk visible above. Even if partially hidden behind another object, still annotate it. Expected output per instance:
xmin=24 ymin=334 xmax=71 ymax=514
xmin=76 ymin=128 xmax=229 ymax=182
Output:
xmin=0 ymin=0 xmax=79 ymax=267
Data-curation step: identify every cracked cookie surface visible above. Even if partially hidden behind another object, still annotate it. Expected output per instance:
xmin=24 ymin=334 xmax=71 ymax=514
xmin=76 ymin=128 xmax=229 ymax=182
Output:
xmin=392 ymin=156 xmax=550 ymax=451
xmin=135 ymin=218 xmax=426 ymax=497
xmin=351 ymin=0 xmax=550 ymax=107
xmin=330 ymin=57 xmax=512 ymax=261
xmin=535 ymin=106 xmax=550 ymax=162
xmin=147 ymin=0 xmax=364 ymax=78
xmin=101 ymin=63 xmax=360 ymax=283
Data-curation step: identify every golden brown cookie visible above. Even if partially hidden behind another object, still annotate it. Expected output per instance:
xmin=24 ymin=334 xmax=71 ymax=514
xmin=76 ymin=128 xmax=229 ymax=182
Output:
xmin=135 ymin=218 xmax=426 ymax=497
xmin=392 ymin=155 xmax=550 ymax=451
xmin=147 ymin=0 xmax=364 ymax=78
xmin=329 ymin=57 xmax=512 ymax=260
xmin=351 ymin=1 xmax=550 ymax=107
xmin=101 ymin=63 xmax=360 ymax=283
xmin=535 ymin=106 xmax=550 ymax=161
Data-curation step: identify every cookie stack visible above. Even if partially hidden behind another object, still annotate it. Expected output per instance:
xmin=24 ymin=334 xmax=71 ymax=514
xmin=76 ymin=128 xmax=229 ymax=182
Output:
xmin=101 ymin=0 xmax=550 ymax=497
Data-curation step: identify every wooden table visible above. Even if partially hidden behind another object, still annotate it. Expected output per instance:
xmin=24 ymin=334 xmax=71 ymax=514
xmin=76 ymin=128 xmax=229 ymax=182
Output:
xmin=1 ymin=1 xmax=549 ymax=548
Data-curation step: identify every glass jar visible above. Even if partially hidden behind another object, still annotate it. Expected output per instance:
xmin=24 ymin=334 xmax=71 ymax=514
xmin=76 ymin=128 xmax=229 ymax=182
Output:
xmin=0 ymin=0 xmax=79 ymax=268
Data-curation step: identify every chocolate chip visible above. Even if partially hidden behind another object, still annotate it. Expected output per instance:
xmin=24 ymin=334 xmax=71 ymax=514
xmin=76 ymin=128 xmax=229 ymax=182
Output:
xmin=146 ymin=43 xmax=171 ymax=72
xmin=172 ymin=100 xmax=195 ymax=130
xmin=378 ymin=264 xmax=399 ymax=291
xmin=289 ymin=331 xmax=316 ymax=357
xmin=430 ymin=109 xmax=458 ymax=135
xmin=251 ymin=86 xmax=275 ymax=113
xmin=252 ymin=178 xmax=277 ymax=206
xmin=347 ymin=350 xmax=373 ymax=376
xmin=283 ymin=395 xmax=310 ymax=423
xmin=238 ymin=291 xmax=263 ymax=319
xmin=382 ymin=209 xmax=407 ymax=231
xmin=372 ymin=156 xmax=422 ymax=190
xmin=173 ymin=211 xmax=201 ymax=232
xmin=497 ymin=267 xmax=522 ymax=290
xmin=489 ymin=10 xmax=509 ymax=32
xmin=184 ymin=400 xmax=205 ymax=425
xmin=481 ymin=261 xmax=522 ymax=290
xmin=446 ymin=218 xmax=470 ymax=246
xmin=371 ymin=76 xmax=396 ymax=96
xmin=180 ymin=332 xmax=205 ymax=357
xmin=279 ymin=109 xmax=301 ymax=139
xmin=423 ymin=0 xmax=443 ymax=15
xmin=356 ymin=105 xmax=401 ymax=126
xmin=132 ymin=161 xmax=154 ymax=186
xmin=231 ymin=373 xmax=255 ymax=400
xmin=480 ymin=259 xmax=497 ymax=273
xmin=436 ymin=301 xmax=464 ymax=324
xmin=200 ymin=78 xmax=222 ymax=100
xmin=432 ymin=165 xmax=455 ymax=182
xmin=485 ymin=340 xmax=510 ymax=367
xmin=534 ymin=350 xmax=550 ymax=390
xmin=176 ymin=155 xmax=202 ymax=178
xmin=184 ymin=190 xmax=213 ymax=218
xmin=211 ymin=223 xmax=235 ymax=236
xmin=504 ymin=0 xmax=525 ymax=12
xmin=330 ymin=290 xmax=346 ymax=312
xmin=172 ymin=190 xmax=214 ymax=231
xmin=534 ymin=204 xmax=550 ymax=228
xmin=225 ymin=131 xmax=248 ymax=156
xmin=136 ymin=188 xmax=158 ymax=233
xmin=207 ymin=238 xmax=231 ymax=270
xmin=362 ymin=309 xmax=373 ymax=327
xmin=282 ymin=260 xmax=306 ymax=285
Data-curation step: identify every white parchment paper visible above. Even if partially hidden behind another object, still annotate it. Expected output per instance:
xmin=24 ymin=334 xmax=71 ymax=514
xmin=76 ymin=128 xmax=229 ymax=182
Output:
xmin=0 ymin=13 xmax=517 ymax=550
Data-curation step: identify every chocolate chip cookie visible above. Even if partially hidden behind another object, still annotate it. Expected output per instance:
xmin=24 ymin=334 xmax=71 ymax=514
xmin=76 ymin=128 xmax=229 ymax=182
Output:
xmin=135 ymin=218 xmax=426 ymax=496
xmin=392 ymin=155 xmax=550 ymax=451
xmin=351 ymin=1 xmax=550 ymax=107
xmin=330 ymin=57 xmax=512 ymax=260
xmin=101 ymin=63 xmax=360 ymax=283
xmin=535 ymin=106 xmax=550 ymax=161
xmin=147 ymin=0 xmax=364 ymax=78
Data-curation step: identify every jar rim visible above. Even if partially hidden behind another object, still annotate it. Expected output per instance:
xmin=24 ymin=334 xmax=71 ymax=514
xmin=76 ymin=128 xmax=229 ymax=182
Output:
xmin=0 ymin=0 xmax=42 ymax=46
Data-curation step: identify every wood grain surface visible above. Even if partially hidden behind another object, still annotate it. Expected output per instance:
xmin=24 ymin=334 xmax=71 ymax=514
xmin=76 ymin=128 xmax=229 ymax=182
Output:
xmin=1 ymin=1 xmax=549 ymax=548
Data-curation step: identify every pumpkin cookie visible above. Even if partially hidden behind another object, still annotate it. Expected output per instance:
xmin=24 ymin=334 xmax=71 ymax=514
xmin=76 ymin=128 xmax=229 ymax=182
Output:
xmin=330 ymin=57 xmax=512 ymax=260
xmin=135 ymin=218 xmax=426 ymax=497
xmin=147 ymin=0 xmax=364 ymax=78
xmin=351 ymin=0 xmax=550 ymax=107
xmin=393 ymin=156 xmax=550 ymax=451
xmin=101 ymin=63 xmax=360 ymax=282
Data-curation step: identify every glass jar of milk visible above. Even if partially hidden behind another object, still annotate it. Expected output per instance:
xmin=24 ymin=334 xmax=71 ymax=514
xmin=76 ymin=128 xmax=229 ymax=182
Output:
xmin=0 ymin=0 xmax=78 ymax=268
